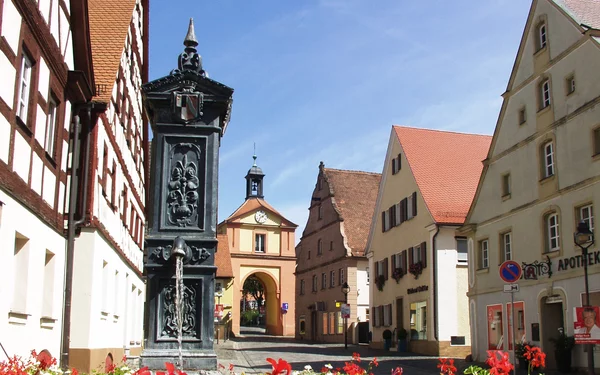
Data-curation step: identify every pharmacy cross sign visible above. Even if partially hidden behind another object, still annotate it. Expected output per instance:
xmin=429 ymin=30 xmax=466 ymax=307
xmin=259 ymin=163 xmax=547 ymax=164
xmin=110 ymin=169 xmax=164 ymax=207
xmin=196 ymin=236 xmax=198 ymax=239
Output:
xmin=499 ymin=260 xmax=522 ymax=283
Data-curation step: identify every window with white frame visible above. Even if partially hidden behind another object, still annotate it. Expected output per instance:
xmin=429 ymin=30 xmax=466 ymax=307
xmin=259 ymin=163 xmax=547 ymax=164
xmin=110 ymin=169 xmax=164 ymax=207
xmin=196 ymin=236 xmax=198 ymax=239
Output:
xmin=479 ymin=239 xmax=489 ymax=269
xmin=456 ymin=238 xmax=468 ymax=263
xmin=501 ymin=232 xmax=512 ymax=262
xmin=330 ymin=270 xmax=335 ymax=288
xmin=377 ymin=260 xmax=384 ymax=277
xmin=339 ymin=268 xmax=345 ymax=285
xmin=543 ymin=142 xmax=554 ymax=178
xmin=540 ymin=80 xmax=551 ymax=109
xmin=538 ymin=23 xmax=547 ymax=49
xmin=545 ymin=212 xmax=560 ymax=252
xmin=412 ymin=245 xmax=422 ymax=265
xmin=17 ymin=53 xmax=33 ymax=123
xmin=255 ymin=233 xmax=266 ymax=253
xmin=312 ymin=275 xmax=317 ymax=292
xmin=579 ymin=204 xmax=594 ymax=233
xmin=321 ymin=273 xmax=326 ymax=289
xmin=566 ymin=75 xmax=575 ymax=95
xmin=44 ymin=97 xmax=57 ymax=157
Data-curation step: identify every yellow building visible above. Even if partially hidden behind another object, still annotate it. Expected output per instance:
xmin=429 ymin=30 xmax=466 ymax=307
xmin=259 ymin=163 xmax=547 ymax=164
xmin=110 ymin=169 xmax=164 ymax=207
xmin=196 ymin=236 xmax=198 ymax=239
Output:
xmin=218 ymin=156 xmax=297 ymax=336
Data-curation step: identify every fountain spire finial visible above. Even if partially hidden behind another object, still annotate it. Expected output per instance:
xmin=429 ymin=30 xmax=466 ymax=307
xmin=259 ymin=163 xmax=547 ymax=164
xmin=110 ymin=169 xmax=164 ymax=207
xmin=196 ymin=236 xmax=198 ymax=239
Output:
xmin=184 ymin=18 xmax=198 ymax=48
xmin=176 ymin=18 xmax=204 ymax=74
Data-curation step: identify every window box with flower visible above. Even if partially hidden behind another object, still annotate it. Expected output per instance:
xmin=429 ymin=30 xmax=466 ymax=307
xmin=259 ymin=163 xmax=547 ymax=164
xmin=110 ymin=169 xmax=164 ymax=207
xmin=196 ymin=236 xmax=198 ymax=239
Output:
xmin=409 ymin=261 xmax=424 ymax=279
xmin=375 ymin=275 xmax=386 ymax=291
xmin=392 ymin=268 xmax=404 ymax=283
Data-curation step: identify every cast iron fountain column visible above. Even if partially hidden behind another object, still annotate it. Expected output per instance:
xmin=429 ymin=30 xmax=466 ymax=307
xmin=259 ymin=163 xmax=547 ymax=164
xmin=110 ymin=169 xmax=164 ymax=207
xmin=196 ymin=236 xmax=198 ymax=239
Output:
xmin=140 ymin=19 xmax=233 ymax=372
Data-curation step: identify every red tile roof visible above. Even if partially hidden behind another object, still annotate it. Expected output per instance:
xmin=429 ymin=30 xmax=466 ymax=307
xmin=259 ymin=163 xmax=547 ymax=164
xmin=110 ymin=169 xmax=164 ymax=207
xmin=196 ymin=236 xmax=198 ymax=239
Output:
xmin=88 ymin=0 xmax=136 ymax=103
xmin=394 ymin=126 xmax=491 ymax=225
xmin=220 ymin=197 xmax=297 ymax=227
xmin=323 ymin=168 xmax=381 ymax=256
xmin=216 ymin=234 xmax=233 ymax=278
xmin=554 ymin=0 xmax=600 ymax=29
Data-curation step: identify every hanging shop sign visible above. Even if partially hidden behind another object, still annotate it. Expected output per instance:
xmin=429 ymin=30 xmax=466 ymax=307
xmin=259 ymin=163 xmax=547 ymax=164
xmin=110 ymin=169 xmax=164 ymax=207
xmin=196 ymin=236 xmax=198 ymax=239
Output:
xmin=557 ymin=250 xmax=600 ymax=272
xmin=521 ymin=256 xmax=552 ymax=279
xmin=407 ymin=285 xmax=428 ymax=294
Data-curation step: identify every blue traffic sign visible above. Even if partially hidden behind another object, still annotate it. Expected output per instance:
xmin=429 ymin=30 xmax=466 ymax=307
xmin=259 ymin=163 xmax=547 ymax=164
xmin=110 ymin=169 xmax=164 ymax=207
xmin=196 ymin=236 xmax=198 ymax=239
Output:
xmin=499 ymin=260 xmax=522 ymax=283
xmin=282 ymin=302 xmax=289 ymax=310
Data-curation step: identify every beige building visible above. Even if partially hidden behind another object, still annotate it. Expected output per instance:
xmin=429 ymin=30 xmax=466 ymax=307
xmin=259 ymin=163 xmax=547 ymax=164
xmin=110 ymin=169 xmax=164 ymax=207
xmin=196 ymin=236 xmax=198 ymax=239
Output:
xmin=295 ymin=162 xmax=380 ymax=344
xmin=366 ymin=126 xmax=490 ymax=356
xmin=218 ymin=156 xmax=297 ymax=336
xmin=459 ymin=0 xmax=600 ymax=370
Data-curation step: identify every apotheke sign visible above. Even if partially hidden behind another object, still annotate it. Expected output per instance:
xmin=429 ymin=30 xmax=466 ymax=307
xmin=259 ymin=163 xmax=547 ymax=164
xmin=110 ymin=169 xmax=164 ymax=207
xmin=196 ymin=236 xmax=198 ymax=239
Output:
xmin=557 ymin=250 xmax=600 ymax=271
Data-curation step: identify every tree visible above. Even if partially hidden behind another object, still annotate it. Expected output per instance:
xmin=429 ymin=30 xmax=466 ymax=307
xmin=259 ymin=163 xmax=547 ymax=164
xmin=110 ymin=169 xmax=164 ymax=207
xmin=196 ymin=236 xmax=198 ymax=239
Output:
xmin=243 ymin=276 xmax=264 ymax=309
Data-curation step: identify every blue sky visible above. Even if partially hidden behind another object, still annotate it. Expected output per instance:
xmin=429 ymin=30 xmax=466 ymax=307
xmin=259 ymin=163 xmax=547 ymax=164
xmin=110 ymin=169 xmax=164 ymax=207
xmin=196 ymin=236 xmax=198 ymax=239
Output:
xmin=149 ymin=0 xmax=532 ymax=241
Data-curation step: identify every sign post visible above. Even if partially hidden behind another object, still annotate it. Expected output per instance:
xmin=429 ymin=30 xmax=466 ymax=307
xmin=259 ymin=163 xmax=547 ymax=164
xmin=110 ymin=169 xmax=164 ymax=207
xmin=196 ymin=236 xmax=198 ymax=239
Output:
xmin=499 ymin=260 xmax=522 ymax=367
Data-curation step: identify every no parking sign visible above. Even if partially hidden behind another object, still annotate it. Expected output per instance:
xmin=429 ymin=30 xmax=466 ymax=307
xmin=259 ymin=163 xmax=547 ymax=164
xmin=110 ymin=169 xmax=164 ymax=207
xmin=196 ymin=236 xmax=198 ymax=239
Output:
xmin=499 ymin=260 xmax=522 ymax=283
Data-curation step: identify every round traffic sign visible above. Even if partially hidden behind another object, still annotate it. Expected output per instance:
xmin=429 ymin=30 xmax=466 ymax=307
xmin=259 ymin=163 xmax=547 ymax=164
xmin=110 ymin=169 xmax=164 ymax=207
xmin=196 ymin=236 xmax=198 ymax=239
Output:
xmin=499 ymin=260 xmax=522 ymax=283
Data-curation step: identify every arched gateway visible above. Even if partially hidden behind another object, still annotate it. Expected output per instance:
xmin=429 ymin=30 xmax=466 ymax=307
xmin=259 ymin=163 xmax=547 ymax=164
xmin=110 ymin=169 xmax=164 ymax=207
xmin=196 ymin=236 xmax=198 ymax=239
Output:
xmin=218 ymin=155 xmax=297 ymax=336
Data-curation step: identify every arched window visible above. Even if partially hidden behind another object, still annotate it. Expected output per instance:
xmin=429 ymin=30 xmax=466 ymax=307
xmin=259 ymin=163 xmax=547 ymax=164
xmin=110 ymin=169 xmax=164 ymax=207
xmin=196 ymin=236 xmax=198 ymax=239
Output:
xmin=544 ymin=212 xmax=560 ymax=253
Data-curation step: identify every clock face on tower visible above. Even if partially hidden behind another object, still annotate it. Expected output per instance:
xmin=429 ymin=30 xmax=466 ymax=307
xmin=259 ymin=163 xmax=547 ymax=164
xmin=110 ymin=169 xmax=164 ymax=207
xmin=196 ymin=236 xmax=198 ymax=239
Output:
xmin=255 ymin=210 xmax=267 ymax=224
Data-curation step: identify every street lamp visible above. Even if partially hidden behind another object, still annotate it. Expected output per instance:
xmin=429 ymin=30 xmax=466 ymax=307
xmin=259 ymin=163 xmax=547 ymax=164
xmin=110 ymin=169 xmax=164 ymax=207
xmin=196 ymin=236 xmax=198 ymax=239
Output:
xmin=341 ymin=282 xmax=350 ymax=349
xmin=574 ymin=220 xmax=595 ymax=375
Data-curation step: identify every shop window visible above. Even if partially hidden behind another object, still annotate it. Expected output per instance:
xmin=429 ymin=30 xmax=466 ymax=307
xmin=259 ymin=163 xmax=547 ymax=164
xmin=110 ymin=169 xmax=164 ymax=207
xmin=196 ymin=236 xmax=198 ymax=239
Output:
xmin=329 ymin=312 xmax=335 ymax=334
xmin=322 ymin=312 xmax=328 ymax=335
xmin=409 ymin=301 xmax=427 ymax=340
xmin=507 ymin=301 xmax=525 ymax=350
xmin=337 ymin=312 xmax=343 ymax=334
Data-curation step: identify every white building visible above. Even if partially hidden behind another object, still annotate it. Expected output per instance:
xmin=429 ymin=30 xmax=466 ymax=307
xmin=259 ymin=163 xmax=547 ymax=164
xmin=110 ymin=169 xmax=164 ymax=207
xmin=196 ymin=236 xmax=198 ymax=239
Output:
xmin=68 ymin=0 xmax=149 ymax=372
xmin=0 ymin=0 xmax=83 ymax=362
xmin=460 ymin=0 xmax=600 ymax=370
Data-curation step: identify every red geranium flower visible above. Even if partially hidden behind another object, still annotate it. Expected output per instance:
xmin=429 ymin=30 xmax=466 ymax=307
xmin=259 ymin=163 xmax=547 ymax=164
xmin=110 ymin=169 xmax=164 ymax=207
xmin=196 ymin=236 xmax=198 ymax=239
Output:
xmin=266 ymin=358 xmax=292 ymax=375
xmin=437 ymin=358 xmax=457 ymax=375
xmin=391 ymin=367 xmax=403 ymax=375
xmin=486 ymin=351 xmax=514 ymax=375
xmin=352 ymin=353 xmax=361 ymax=363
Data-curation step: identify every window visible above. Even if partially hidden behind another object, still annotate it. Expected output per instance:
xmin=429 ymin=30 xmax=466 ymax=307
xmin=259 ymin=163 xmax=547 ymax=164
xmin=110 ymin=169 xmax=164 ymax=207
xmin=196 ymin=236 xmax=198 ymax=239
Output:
xmin=545 ymin=212 xmax=560 ymax=252
xmin=330 ymin=270 xmax=335 ymax=288
xmin=502 ymin=173 xmax=511 ymax=197
xmin=456 ymin=237 xmax=467 ymax=263
xmin=317 ymin=239 xmax=322 ymax=255
xmin=366 ymin=266 xmax=369 ymax=284
xmin=312 ymin=275 xmax=317 ymax=292
xmin=538 ymin=23 xmax=547 ymax=50
xmin=412 ymin=245 xmax=422 ymax=265
xmin=300 ymin=280 xmax=305 ymax=295
xmin=566 ymin=75 xmax=575 ymax=95
xmin=215 ymin=282 xmax=223 ymax=294
xmin=519 ymin=107 xmax=526 ymax=125
xmin=318 ymin=205 xmax=323 ymax=220
xmin=44 ymin=98 xmax=57 ymax=157
xmin=501 ymin=232 xmax=512 ymax=262
xmin=329 ymin=312 xmax=335 ymax=334
xmin=384 ymin=304 xmax=392 ymax=327
xmin=321 ymin=273 xmax=326 ymax=289
xmin=479 ymin=240 xmax=489 ymax=269
xmin=339 ymin=268 xmax=345 ymax=285
xmin=543 ymin=142 xmax=554 ymax=178
xmin=337 ymin=312 xmax=343 ymax=334
xmin=540 ymin=80 xmax=551 ymax=109
xmin=307 ymin=250 xmax=311 ymax=260
xmin=17 ymin=53 xmax=33 ymax=123
xmin=594 ymin=127 xmax=600 ymax=156
xmin=391 ymin=153 xmax=401 ymax=174
xmin=329 ymin=241 xmax=333 ymax=251
xmin=255 ymin=234 xmax=265 ymax=253
xmin=322 ymin=312 xmax=328 ymax=335
xmin=12 ymin=233 xmax=30 ymax=313
xmin=409 ymin=301 xmax=427 ymax=340
xmin=579 ymin=204 xmax=594 ymax=233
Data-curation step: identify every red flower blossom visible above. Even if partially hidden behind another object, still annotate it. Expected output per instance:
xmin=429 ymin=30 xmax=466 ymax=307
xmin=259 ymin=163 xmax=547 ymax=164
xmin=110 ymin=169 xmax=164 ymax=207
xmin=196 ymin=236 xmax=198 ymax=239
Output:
xmin=342 ymin=361 xmax=365 ymax=375
xmin=391 ymin=367 xmax=403 ymax=375
xmin=437 ymin=358 xmax=457 ymax=375
xmin=486 ymin=351 xmax=514 ymax=375
xmin=371 ymin=358 xmax=379 ymax=368
xmin=523 ymin=345 xmax=546 ymax=370
xmin=165 ymin=362 xmax=175 ymax=375
xmin=134 ymin=366 xmax=151 ymax=375
xmin=229 ymin=363 xmax=235 ymax=372
xmin=122 ymin=355 xmax=128 ymax=363
xmin=72 ymin=368 xmax=79 ymax=375
xmin=352 ymin=353 xmax=361 ymax=363
xmin=266 ymin=358 xmax=292 ymax=375
xmin=321 ymin=367 xmax=330 ymax=373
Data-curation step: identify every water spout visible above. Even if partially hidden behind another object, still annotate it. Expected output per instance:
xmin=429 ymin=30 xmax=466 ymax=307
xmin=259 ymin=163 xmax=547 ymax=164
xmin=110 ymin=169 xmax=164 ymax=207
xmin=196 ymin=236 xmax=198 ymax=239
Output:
xmin=172 ymin=237 xmax=187 ymax=370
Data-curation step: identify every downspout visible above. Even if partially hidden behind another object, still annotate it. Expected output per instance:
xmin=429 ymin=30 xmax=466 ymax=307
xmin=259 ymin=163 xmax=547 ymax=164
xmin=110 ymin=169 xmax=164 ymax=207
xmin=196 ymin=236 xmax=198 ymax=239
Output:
xmin=432 ymin=225 xmax=440 ymax=341
xmin=61 ymin=105 xmax=93 ymax=368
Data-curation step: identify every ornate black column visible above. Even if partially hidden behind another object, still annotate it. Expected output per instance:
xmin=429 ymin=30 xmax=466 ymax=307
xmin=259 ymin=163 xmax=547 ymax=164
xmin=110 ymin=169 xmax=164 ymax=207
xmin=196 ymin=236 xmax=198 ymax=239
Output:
xmin=140 ymin=19 xmax=233 ymax=371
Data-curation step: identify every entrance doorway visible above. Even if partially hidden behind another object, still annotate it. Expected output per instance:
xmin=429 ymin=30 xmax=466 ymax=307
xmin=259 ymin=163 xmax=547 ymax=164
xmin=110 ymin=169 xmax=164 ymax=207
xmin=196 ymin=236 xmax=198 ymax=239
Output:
xmin=540 ymin=296 xmax=564 ymax=370
xmin=240 ymin=271 xmax=280 ymax=335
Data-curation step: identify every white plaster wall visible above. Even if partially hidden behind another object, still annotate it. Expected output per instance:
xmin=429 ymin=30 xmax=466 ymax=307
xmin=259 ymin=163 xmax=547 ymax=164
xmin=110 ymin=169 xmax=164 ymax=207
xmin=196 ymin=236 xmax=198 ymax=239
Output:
xmin=356 ymin=261 xmax=369 ymax=322
xmin=0 ymin=114 xmax=10 ymax=163
xmin=38 ymin=57 xmax=50 ymax=102
xmin=38 ymin=0 xmax=51 ymax=23
xmin=13 ymin=132 xmax=31 ymax=183
xmin=71 ymin=230 xmax=145 ymax=349
xmin=0 ymin=52 xmax=16 ymax=110
xmin=1 ymin=0 xmax=22 ymax=54
xmin=49 ymin=0 xmax=60 ymax=49
xmin=31 ymin=154 xmax=43 ymax=195
xmin=543 ymin=0 xmax=582 ymax=60
xmin=0 ymin=189 xmax=66 ymax=359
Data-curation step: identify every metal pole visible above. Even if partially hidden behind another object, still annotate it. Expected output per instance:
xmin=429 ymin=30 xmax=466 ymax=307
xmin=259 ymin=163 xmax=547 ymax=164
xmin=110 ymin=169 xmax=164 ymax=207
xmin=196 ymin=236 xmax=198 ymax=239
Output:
xmin=344 ymin=293 xmax=348 ymax=349
xmin=511 ymin=290 xmax=516 ymax=367
xmin=582 ymin=247 xmax=595 ymax=375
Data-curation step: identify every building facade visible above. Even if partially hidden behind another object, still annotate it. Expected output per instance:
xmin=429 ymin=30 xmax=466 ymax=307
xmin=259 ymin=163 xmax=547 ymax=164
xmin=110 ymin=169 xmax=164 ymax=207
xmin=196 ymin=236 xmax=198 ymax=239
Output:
xmin=0 ymin=0 xmax=88 ymax=361
xmin=218 ymin=156 xmax=297 ymax=336
xmin=460 ymin=0 xmax=600 ymax=369
xmin=215 ymin=233 xmax=234 ymax=341
xmin=68 ymin=0 xmax=149 ymax=371
xmin=295 ymin=162 xmax=380 ymax=344
xmin=366 ymin=126 xmax=490 ymax=356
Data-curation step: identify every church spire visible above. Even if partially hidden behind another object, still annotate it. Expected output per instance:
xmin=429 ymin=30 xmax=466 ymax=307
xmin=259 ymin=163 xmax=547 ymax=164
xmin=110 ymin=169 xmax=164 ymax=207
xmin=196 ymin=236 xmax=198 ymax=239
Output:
xmin=245 ymin=149 xmax=265 ymax=199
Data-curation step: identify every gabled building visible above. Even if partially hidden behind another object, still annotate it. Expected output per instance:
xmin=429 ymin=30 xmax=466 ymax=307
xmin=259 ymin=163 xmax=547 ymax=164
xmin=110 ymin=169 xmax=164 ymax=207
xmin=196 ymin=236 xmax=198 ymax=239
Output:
xmin=68 ymin=0 xmax=149 ymax=371
xmin=366 ymin=126 xmax=490 ymax=356
xmin=295 ymin=162 xmax=381 ymax=344
xmin=459 ymin=0 xmax=600 ymax=369
xmin=218 ymin=156 xmax=297 ymax=336
xmin=0 ymin=0 xmax=94 ymax=363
